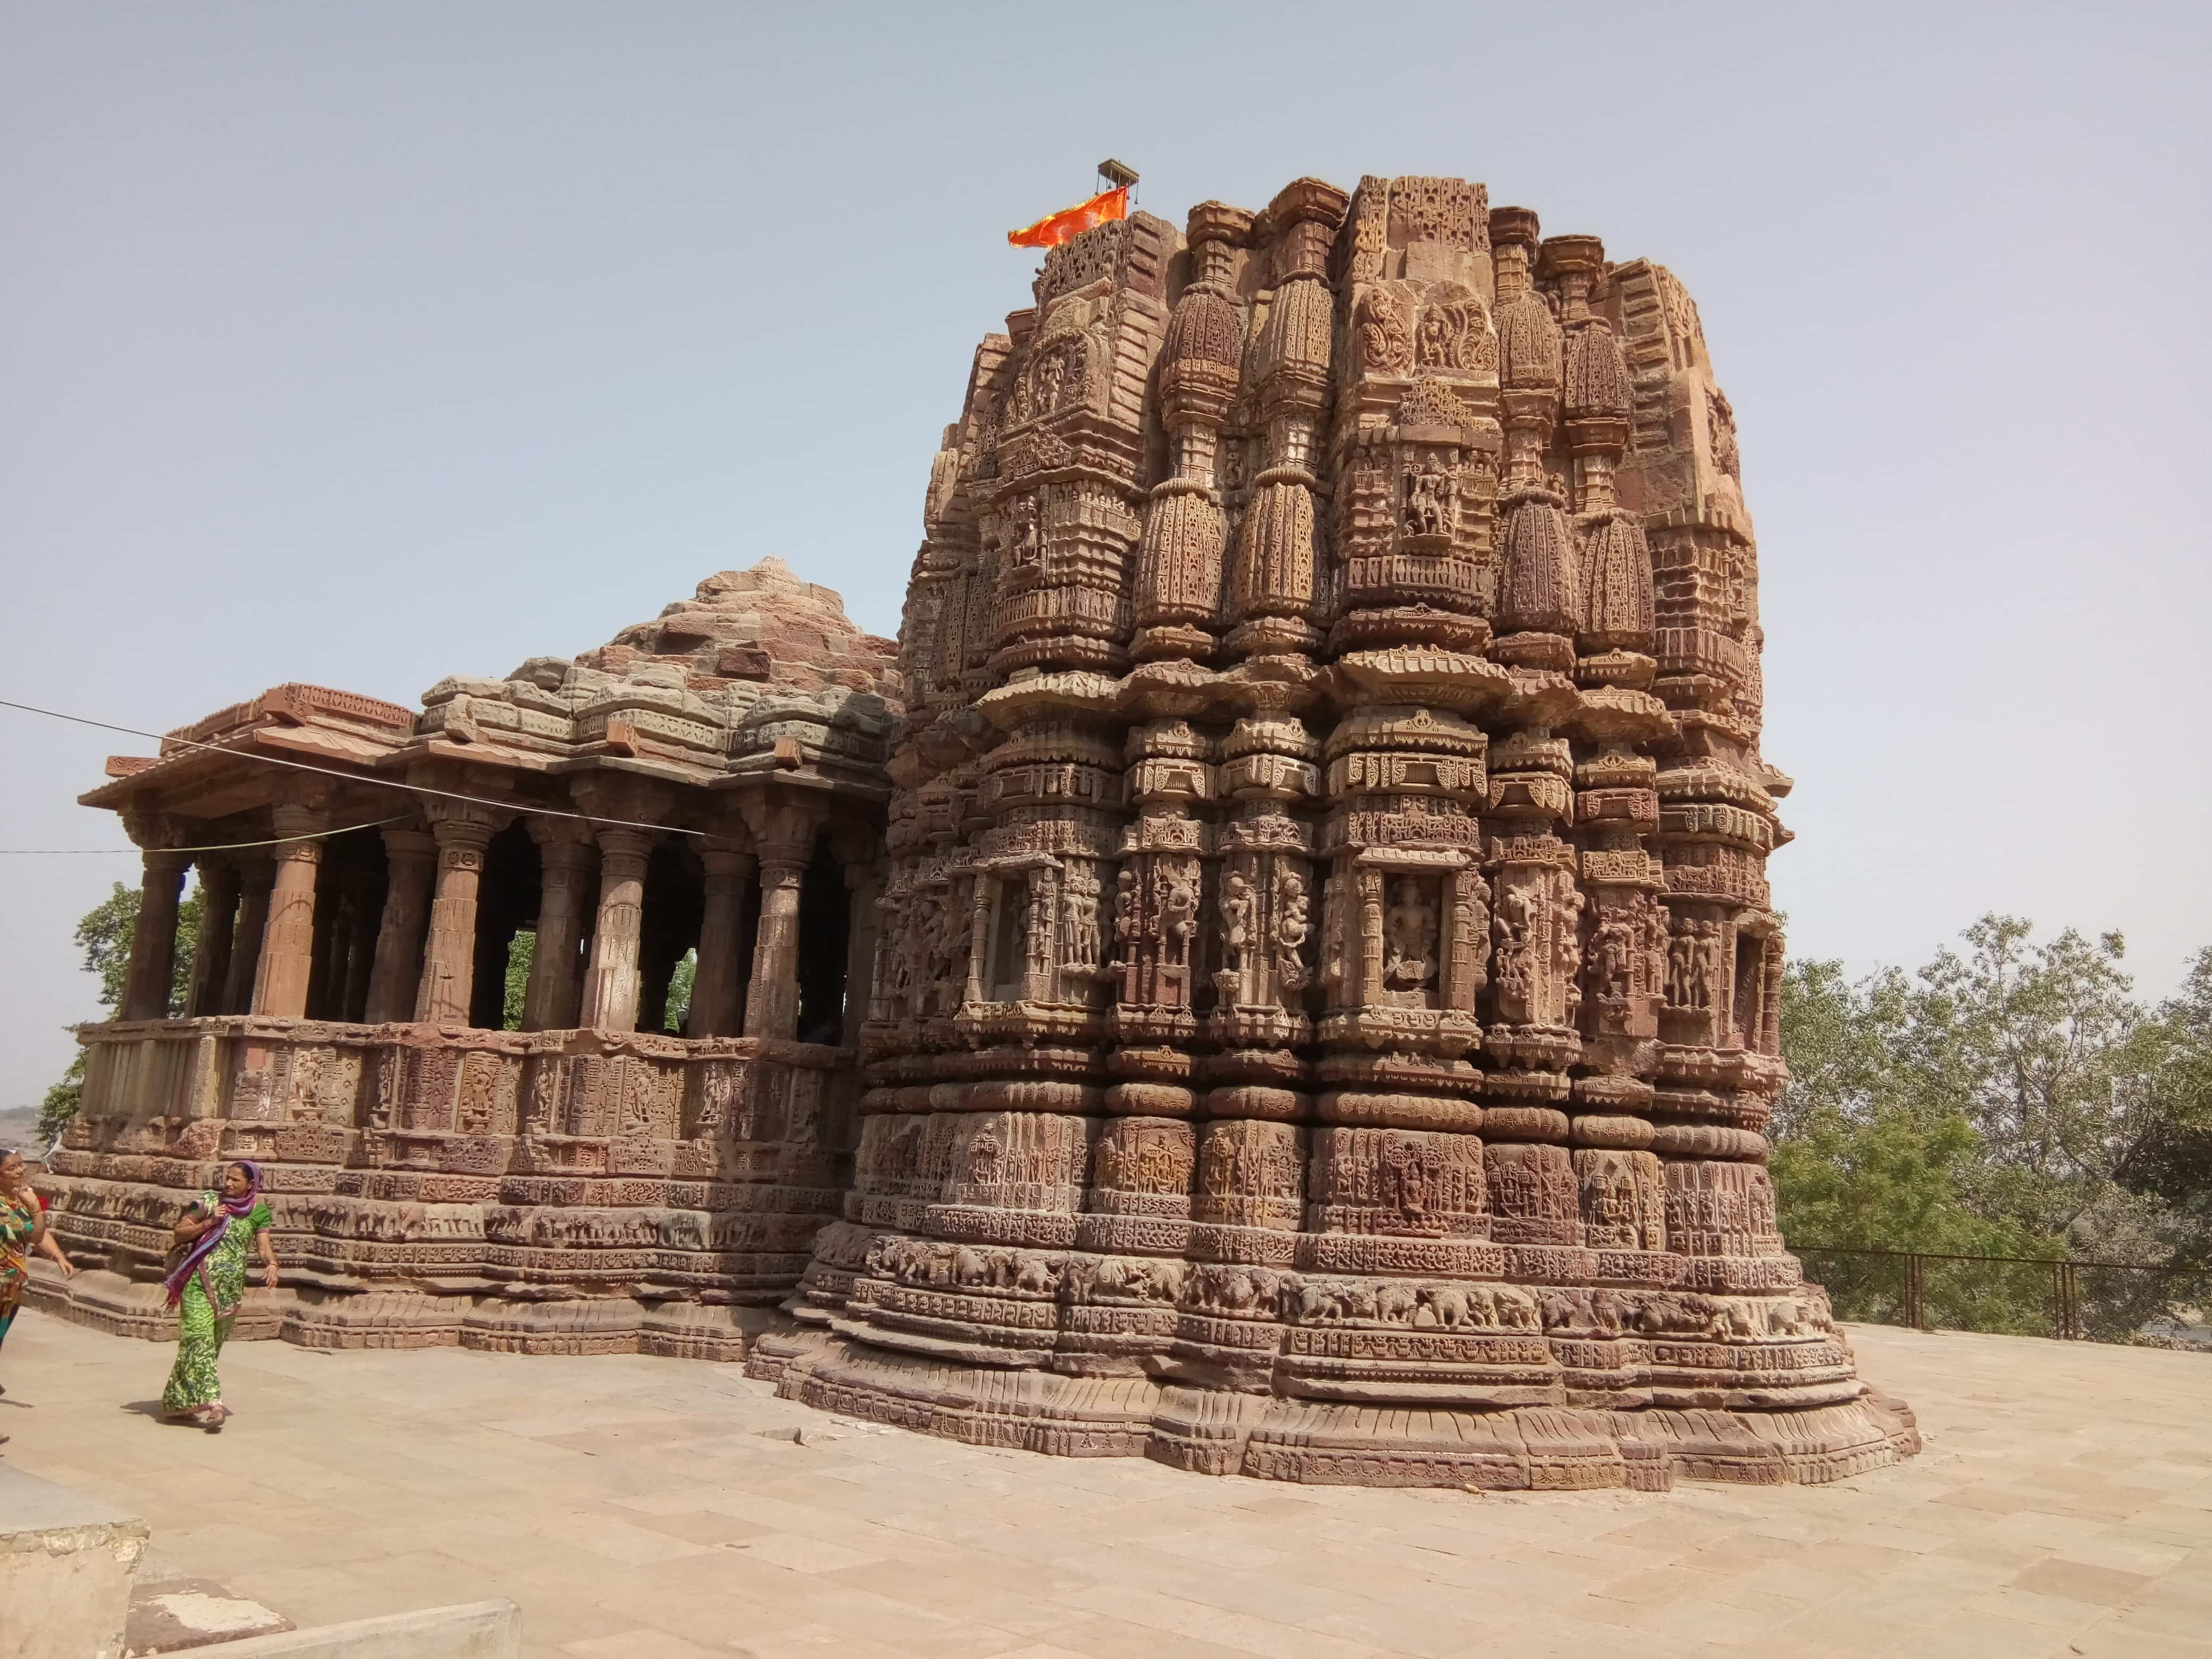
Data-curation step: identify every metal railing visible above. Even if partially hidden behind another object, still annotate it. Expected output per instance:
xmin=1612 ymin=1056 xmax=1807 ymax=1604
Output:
xmin=1794 ymin=1244 xmax=2212 ymax=1346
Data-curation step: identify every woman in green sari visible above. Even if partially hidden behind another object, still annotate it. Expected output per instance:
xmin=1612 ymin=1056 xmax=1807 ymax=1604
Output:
xmin=1 ymin=1149 xmax=77 ymax=1437
xmin=159 ymin=1159 xmax=277 ymax=1429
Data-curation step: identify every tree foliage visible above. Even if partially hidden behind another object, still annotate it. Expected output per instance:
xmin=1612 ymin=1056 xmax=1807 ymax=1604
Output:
xmin=1777 ymin=917 xmax=2212 ymax=1340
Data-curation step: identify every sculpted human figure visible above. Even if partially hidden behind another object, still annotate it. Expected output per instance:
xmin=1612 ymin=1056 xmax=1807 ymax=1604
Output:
xmin=1355 ymin=288 xmax=1411 ymax=374
xmin=1415 ymin=305 xmax=1452 ymax=368
xmin=1497 ymin=882 xmax=1534 ymax=947
xmin=1559 ymin=885 xmax=1586 ymax=1024
xmin=1273 ymin=869 xmax=1311 ymax=996
xmin=1162 ymin=870 xmax=1199 ymax=967
xmin=1035 ymin=351 xmax=1065 ymax=414
xmin=1061 ymin=866 xmax=1101 ymax=973
xmin=1667 ymin=922 xmax=1696 ymax=1007
xmin=1699 ymin=921 xmax=1727 ymax=1009
xmin=1113 ymin=868 xmax=1138 ymax=962
xmin=1220 ymin=872 xmax=1254 ymax=976
xmin=1403 ymin=459 xmax=1453 ymax=538
xmin=1494 ymin=883 xmax=1537 ymax=1019
xmin=1383 ymin=877 xmax=1437 ymax=990
xmin=1011 ymin=495 xmax=1041 ymax=566
xmin=1594 ymin=915 xmax=1633 ymax=1000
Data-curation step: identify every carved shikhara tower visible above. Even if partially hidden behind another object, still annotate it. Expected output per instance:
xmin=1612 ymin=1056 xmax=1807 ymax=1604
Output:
xmin=755 ymin=177 xmax=1918 ymax=1489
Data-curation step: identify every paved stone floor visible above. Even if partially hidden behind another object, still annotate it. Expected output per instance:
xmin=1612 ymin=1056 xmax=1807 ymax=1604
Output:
xmin=1 ymin=1317 xmax=2207 ymax=1658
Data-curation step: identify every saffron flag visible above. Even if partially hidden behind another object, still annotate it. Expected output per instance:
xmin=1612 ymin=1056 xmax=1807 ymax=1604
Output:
xmin=1007 ymin=185 xmax=1129 ymax=249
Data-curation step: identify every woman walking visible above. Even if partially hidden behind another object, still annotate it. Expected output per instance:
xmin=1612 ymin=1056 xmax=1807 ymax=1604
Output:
xmin=159 ymin=1159 xmax=276 ymax=1430
xmin=1 ymin=1149 xmax=77 ymax=1436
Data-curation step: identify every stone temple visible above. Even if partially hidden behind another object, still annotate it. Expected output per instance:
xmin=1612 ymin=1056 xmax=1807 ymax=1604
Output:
xmin=46 ymin=174 xmax=1917 ymax=1490
xmin=49 ymin=559 xmax=899 ymax=1358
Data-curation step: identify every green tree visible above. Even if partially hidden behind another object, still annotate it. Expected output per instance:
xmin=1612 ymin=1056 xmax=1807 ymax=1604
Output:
xmin=664 ymin=949 xmax=696 ymax=1033
xmin=39 ymin=879 xmax=203 ymax=1142
xmin=2114 ymin=947 xmax=2212 ymax=1256
xmin=1776 ymin=917 xmax=2212 ymax=1340
xmin=502 ymin=930 xmax=535 ymax=1030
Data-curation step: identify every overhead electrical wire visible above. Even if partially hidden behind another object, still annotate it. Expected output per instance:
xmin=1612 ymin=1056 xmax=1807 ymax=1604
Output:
xmin=0 ymin=814 xmax=414 ymax=854
xmin=0 ymin=694 xmax=710 ymax=850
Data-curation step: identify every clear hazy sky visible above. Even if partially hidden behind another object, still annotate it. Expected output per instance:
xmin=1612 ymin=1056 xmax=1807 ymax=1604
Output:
xmin=4 ymin=4 xmax=2208 ymax=1107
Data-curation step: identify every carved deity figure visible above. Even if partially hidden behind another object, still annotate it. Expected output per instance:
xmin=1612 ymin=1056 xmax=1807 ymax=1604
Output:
xmin=1161 ymin=869 xmax=1199 ymax=967
xmin=1414 ymin=295 xmax=1485 ymax=371
xmin=1273 ymin=869 xmax=1311 ymax=998
xmin=1494 ymin=883 xmax=1539 ymax=1022
xmin=1667 ymin=924 xmax=1695 ymax=1007
xmin=1697 ymin=920 xmax=1726 ymax=1010
xmin=1011 ymin=495 xmax=1042 ymax=567
xmin=1709 ymin=386 xmax=1741 ymax=480
xmin=1383 ymin=877 xmax=1438 ymax=991
xmin=1403 ymin=459 xmax=1455 ymax=539
xmin=1668 ymin=919 xmax=1724 ymax=1009
xmin=1038 ymin=352 xmax=1065 ymax=409
xmin=1559 ymin=886 xmax=1586 ymax=1025
xmin=1113 ymin=868 xmax=1138 ymax=963
xmin=1354 ymin=288 xmax=1412 ymax=375
xmin=1593 ymin=915 xmax=1635 ymax=1001
xmin=1633 ymin=893 xmax=1668 ymax=998
xmin=1220 ymin=872 xmax=1255 ymax=976
xmin=968 ymin=1125 xmax=1001 ymax=1185
xmin=1060 ymin=866 xmax=1102 ymax=975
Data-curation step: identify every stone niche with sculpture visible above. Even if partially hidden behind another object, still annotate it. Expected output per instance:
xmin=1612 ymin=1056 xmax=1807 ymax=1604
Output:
xmin=39 ymin=559 xmax=900 ymax=1359
xmin=748 ymin=174 xmax=1920 ymax=1490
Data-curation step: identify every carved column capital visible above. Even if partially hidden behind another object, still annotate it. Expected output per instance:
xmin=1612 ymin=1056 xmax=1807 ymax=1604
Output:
xmin=593 ymin=825 xmax=656 ymax=869
xmin=121 ymin=807 xmax=185 ymax=853
xmin=737 ymin=789 xmax=826 ymax=867
xmin=423 ymin=799 xmax=501 ymax=848
xmin=701 ymin=842 xmax=758 ymax=886
xmin=270 ymin=803 xmax=328 ymax=867
xmin=568 ymin=774 xmax=676 ymax=829
xmin=381 ymin=826 xmax=436 ymax=865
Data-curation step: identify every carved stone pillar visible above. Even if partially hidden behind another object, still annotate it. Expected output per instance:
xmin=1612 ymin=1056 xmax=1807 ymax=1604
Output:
xmin=741 ymin=796 xmax=825 ymax=1042
xmin=687 ymin=841 xmax=755 ymax=1039
xmin=744 ymin=853 xmax=808 ymax=1041
xmin=338 ymin=862 xmax=382 ymax=1023
xmin=413 ymin=809 xmax=498 ymax=1025
xmin=841 ymin=861 xmax=884 ymax=1046
xmin=363 ymin=829 xmax=434 ymax=1023
xmin=183 ymin=857 xmax=241 ymax=1018
xmin=580 ymin=827 xmax=653 ymax=1032
xmin=250 ymin=805 xmax=326 ymax=1018
xmin=521 ymin=822 xmax=595 ymax=1032
xmin=221 ymin=856 xmax=273 ymax=1015
xmin=122 ymin=845 xmax=191 ymax=1021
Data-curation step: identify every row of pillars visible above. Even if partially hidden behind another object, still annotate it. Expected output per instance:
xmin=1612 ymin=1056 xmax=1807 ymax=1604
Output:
xmin=120 ymin=799 xmax=882 ymax=1045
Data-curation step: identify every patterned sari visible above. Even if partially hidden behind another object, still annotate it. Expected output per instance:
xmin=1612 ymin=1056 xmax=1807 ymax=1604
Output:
xmin=160 ymin=1191 xmax=273 ymax=1414
xmin=0 ymin=1186 xmax=37 ymax=1353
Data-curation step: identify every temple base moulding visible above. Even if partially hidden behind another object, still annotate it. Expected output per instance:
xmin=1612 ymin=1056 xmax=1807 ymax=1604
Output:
xmin=744 ymin=1326 xmax=1920 ymax=1492
xmin=25 ymin=1263 xmax=784 ymax=1362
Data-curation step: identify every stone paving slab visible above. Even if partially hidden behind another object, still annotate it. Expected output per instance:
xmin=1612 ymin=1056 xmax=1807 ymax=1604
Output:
xmin=1 ymin=1317 xmax=2207 ymax=1658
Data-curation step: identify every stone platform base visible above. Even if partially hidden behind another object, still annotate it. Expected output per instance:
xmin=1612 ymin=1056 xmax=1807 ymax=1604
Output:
xmin=0 ymin=1463 xmax=149 ymax=1659
xmin=748 ymin=1327 xmax=1921 ymax=1492
xmin=27 ymin=1266 xmax=778 ymax=1362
